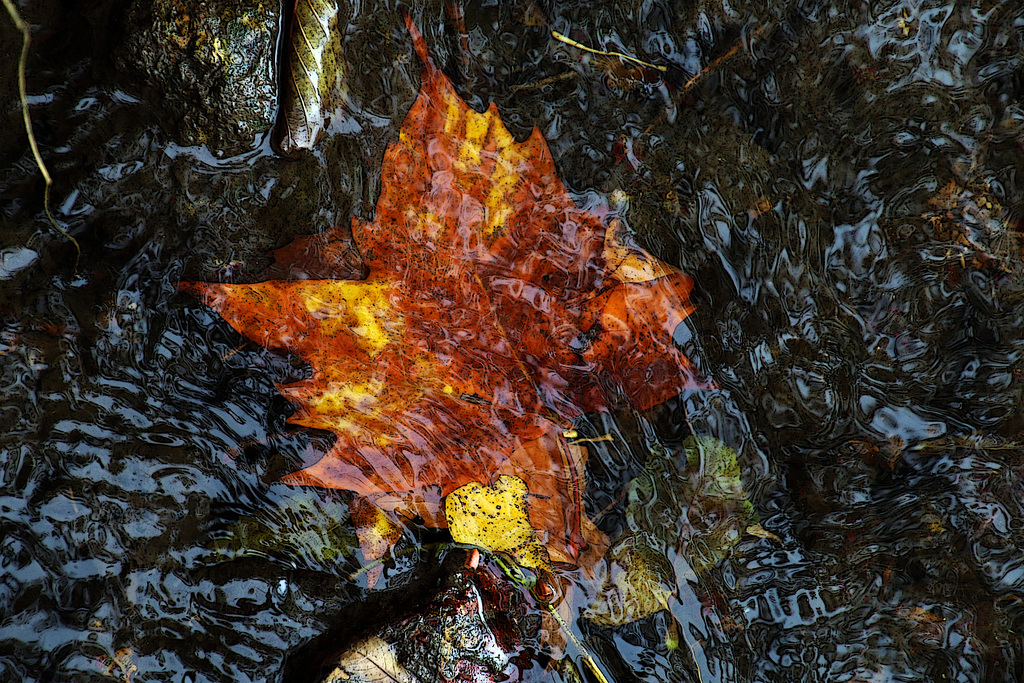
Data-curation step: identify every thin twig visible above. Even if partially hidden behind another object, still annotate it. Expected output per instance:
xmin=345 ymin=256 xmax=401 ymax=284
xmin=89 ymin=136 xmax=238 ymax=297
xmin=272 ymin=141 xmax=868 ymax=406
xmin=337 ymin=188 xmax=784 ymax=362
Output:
xmin=3 ymin=0 xmax=81 ymax=270
xmin=551 ymin=29 xmax=667 ymax=72
xmin=568 ymin=433 xmax=614 ymax=445
xmin=679 ymin=25 xmax=765 ymax=92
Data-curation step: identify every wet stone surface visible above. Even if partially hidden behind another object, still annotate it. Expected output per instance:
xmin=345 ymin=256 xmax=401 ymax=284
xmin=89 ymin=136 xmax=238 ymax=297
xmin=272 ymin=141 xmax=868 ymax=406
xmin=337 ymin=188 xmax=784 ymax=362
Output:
xmin=283 ymin=551 xmax=539 ymax=683
xmin=118 ymin=0 xmax=279 ymax=156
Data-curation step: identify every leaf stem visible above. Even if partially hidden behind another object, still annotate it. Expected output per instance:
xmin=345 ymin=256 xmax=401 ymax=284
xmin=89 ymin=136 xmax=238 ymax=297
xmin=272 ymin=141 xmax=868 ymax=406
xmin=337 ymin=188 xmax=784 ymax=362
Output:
xmin=541 ymin=601 xmax=611 ymax=683
xmin=3 ymin=0 xmax=80 ymax=270
xmin=491 ymin=553 xmax=613 ymax=683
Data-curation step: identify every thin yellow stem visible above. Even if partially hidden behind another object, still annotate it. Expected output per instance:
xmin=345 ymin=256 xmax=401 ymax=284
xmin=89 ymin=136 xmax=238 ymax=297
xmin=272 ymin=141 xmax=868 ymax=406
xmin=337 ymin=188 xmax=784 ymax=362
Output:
xmin=568 ymin=434 xmax=614 ymax=445
xmin=551 ymin=29 xmax=666 ymax=72
xmin=542 ymin=601 xmax=611 ymax=683
xmin=4 ymin=0 xmax=81 ymax=270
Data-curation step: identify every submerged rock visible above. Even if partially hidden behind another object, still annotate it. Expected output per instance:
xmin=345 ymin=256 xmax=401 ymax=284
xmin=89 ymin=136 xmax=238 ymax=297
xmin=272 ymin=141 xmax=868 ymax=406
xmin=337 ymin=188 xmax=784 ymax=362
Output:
xmin=284 ymin=550 xmax=540 ymax=683
xmin=119 ymin=0 xmax=278 ymax=156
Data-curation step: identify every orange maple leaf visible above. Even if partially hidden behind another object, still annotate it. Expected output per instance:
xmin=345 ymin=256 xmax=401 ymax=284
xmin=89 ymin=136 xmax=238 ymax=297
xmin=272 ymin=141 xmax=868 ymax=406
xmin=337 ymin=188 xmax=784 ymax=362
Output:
xmin=180 ymin=12 xmax=708 ymax=570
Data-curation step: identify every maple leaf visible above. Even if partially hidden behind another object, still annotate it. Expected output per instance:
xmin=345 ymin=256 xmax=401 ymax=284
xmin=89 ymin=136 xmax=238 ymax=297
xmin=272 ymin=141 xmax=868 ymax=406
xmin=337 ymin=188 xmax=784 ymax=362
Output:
xmin=180 ymin=11 xmax=708 ymax=570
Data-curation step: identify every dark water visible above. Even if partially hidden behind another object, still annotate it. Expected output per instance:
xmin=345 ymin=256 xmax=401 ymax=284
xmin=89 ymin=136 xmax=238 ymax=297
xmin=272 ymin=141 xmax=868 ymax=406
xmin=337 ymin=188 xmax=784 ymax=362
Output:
xmin=2 ymin=0 xmax=1023 ymax=681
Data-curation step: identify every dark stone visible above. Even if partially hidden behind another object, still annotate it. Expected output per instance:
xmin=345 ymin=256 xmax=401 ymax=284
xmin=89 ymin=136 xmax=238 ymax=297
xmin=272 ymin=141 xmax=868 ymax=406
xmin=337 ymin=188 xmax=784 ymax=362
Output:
xmin=283 ymin=549 xmax=540 ymax=683
xmin=118 ymin=0 xmax=278 ymax=156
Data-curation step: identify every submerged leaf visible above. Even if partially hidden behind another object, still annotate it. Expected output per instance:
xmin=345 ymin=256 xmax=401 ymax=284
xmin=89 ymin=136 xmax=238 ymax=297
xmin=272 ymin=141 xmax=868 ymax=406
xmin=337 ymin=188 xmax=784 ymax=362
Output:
xmin=584 ymin=534 xmax=675 ymax=627
xmin=351 ymin=495 xmax=404 ymax=587
xmin=628 ymin=436 xmax=756 ymax=576
xmin=746 ymin=522 xmax=782 ymax=543
xmin=446 ymin=474 xmax=549 ymax=571
xmin=324 ymin=636 xmax=418 ymax=683
xmin=183 ymin=11 xmax=708 ymax=570
xmin=213 ymin=489 xmax=358 ymax=569
xmin=586 ymin=437 xmax=757 ymax=626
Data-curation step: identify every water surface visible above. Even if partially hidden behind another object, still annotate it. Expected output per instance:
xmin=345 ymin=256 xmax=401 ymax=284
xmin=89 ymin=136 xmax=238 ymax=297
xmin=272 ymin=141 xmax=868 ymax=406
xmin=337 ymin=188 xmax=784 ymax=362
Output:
xmin=1 ymin=1 xmax=1023 ymax=681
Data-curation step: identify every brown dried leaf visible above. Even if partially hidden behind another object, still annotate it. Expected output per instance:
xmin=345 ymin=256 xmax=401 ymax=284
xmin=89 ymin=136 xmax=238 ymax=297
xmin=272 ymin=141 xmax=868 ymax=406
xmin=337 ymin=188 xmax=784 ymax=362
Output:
xmin=324 ymin=636 xmax=418 ymax=683
xmin=275 ymin=0 xmax=349 ymax=156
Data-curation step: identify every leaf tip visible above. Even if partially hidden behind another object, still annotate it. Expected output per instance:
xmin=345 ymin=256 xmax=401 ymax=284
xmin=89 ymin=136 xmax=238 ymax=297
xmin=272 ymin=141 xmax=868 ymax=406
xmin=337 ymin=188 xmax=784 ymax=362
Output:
xmin=400 ymin=6 xmax=430 ymax=67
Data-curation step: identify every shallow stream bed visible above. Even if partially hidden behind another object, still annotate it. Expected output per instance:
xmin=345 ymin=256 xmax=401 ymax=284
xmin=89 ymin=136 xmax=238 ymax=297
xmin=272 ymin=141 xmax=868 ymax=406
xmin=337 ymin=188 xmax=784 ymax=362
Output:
xmin=2 ymin=1 xmax=1024 ymax=681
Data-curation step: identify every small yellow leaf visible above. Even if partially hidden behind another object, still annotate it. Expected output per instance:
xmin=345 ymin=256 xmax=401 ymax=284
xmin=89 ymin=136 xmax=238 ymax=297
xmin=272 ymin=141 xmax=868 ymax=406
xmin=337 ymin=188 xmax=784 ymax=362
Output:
xmin=746 ymin=523 xmax=782 ymax=544
xmin=445 ymin=475 xmax=549 ymax=571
